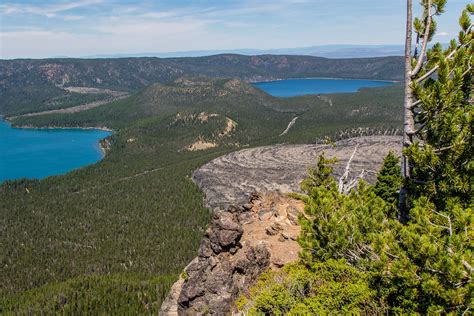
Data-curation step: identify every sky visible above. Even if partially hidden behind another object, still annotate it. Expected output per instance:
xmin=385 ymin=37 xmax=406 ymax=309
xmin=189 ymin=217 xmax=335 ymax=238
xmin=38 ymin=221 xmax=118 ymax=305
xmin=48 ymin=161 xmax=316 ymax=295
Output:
xmin=0 ymin=0 xmax=469 ymax=59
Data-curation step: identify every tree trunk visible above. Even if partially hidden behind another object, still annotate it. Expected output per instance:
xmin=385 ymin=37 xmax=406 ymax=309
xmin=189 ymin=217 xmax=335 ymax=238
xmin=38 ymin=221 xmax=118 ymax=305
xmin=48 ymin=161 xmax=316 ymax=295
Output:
xmin=399 ymin=0 xmax=414 ymax=223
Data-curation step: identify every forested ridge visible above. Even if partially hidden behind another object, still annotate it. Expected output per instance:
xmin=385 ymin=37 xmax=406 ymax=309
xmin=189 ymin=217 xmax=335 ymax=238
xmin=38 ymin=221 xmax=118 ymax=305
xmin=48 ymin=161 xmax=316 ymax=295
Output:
xmin=1 ymin=76 xmax=403 ymax=313
xmin=0 ymin=54 xmax=402 ymax=116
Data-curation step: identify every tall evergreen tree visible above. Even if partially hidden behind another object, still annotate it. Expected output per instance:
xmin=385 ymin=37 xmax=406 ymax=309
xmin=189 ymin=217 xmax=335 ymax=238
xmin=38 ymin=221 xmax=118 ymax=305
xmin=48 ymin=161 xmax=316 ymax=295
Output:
xmin=384 ymin=5 xmax=473 ymax=312
xmin=373 ymin=151 xmax=402 ymax=216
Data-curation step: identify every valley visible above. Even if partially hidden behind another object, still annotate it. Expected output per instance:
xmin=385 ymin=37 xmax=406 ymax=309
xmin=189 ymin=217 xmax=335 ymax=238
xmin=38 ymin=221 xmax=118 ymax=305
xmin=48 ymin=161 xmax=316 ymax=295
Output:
xmin=2 ymin=0 xmax=471 ymax=313
xmin=0 ymin=57 xmax=403 ymax=314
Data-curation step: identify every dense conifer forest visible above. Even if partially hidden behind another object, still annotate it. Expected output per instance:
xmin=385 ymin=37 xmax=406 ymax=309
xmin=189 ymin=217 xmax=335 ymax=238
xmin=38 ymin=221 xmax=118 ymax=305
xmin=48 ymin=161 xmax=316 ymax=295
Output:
xmin=1 ymin=77 xmax=403 ymax=313
xmin=1 ymin=0 xmax=471 ymax=313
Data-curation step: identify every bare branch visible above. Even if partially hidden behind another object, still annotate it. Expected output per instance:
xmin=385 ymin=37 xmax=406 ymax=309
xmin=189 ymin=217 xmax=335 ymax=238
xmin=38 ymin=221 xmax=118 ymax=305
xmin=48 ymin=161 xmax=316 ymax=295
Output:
xmin=408 ymin=120 xmax=429 ymax=136
xmin=409 ymin=99 xmax=423 ymax=109
xmin=461 ymin=259 xmax=473 ymax=273
xmin=338 ymin=146 xmax=358 ymax=193
xmin=337 ymin=214 xmax=347 ymax=224
xmin=461 ymin=65 xmax=472 ymax=78
xmin=431 ymin=209 xmax=452 ymax=236
xmin=462 ymin=306 xmax=470 ymax=316
xmin=428 ymin=219 xmax=451 ymax=234
xmin=383 ymin=250 xmax=400 ymax=259
xmin=411 ymin=0 xmax=433 ymax=77
xmin=425 ymin=266 xmax=445 ymax=274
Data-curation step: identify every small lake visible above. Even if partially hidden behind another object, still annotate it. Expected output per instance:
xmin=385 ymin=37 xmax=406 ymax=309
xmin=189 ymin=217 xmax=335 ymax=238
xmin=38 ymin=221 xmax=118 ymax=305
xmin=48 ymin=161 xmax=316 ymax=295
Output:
xmin=253 ymin=78 xmax=394 ymax=97
xmin=0 ymin=120 xmax=111 ymax=183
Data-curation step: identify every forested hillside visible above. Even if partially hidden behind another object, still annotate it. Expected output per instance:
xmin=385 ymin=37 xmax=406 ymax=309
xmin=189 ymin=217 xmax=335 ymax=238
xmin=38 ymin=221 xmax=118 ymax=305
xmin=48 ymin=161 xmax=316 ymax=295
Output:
xmin=0 ymin=55 xmax=402 ymax=116
xmin=1 ymin=77 xmax=403 ymax=313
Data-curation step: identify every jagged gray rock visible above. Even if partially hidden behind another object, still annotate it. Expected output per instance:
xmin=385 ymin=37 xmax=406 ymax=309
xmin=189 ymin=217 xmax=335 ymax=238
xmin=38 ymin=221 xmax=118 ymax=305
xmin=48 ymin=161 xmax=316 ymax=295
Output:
xmin=161 ymin=205 xmax=271 ymax=315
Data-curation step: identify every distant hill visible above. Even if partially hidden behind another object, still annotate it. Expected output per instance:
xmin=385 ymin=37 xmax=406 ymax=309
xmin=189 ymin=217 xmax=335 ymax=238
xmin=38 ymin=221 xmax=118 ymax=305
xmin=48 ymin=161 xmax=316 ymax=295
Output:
xmin=0 ymin=54 xmax=403 ymax=116
xmin=84 ymin=45 xmax=406 ymax=59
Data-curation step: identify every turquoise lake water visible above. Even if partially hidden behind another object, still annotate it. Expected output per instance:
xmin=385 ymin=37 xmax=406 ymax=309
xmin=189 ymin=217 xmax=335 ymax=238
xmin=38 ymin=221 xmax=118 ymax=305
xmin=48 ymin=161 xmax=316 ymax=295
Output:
xmin=0 ymin=78 xmax=393 ymax=183
xmin=253 ymin=78 xmax=394 ymax=97
xmin=0 ymin=120 xmax=111 ymax=183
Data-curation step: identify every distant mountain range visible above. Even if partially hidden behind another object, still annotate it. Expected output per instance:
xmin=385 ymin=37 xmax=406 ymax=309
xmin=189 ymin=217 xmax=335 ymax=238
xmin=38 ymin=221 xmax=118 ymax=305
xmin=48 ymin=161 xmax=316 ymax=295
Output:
xmin=82 ymin=45 xmax=407 ymax=59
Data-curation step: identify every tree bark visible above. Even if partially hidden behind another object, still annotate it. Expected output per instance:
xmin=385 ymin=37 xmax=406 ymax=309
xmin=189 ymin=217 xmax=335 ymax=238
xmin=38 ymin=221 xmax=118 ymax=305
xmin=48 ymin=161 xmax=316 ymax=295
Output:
xmin=411 ymin=0 xmax=432 ymax=77
xmin=399 ymin=0 xmax=414 ymax=223
xmin=403 ymin=0 xmax=414 ymax=178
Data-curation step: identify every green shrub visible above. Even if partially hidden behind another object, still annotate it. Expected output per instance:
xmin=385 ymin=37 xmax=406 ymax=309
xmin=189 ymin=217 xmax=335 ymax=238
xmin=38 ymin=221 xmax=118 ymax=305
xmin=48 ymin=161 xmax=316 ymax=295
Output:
xmin=237 ymin=260 xmax=385 ymax=315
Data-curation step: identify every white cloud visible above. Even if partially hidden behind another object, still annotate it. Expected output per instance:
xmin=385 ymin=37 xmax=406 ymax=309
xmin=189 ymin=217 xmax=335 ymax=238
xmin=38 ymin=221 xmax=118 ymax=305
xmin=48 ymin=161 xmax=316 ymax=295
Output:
xmin=63 ymin=15 xmax=85 ymax=21
xmin=0 ymin=0 xmax=103 ymax=17
xmin=436 ymin=31 xmax=450 ymax=36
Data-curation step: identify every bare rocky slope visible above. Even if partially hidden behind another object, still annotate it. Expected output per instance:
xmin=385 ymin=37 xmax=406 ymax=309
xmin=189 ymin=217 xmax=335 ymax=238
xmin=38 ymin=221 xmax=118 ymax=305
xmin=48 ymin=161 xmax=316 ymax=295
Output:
xmin=160 ymin=136 xmax=401 ymax=315
xmin=160 ymin=193 xmax=304 ymax=315
xmin=193 ymin=136 xmax=402 ymax=210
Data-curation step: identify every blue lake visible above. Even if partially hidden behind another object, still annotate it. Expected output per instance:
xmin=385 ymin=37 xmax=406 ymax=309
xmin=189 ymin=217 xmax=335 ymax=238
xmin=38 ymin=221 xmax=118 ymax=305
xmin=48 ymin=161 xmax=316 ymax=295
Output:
xmin=0 ymin=120 xmax=111 ymax=183
xmin=253 ymin=78 xmax=394 ymax=97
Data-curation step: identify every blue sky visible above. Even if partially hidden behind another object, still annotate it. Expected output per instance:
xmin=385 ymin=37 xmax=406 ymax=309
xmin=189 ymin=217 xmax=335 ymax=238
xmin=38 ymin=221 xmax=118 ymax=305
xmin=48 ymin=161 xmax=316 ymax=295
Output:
xmin=0 ymin=0 xmax=469 ymax=59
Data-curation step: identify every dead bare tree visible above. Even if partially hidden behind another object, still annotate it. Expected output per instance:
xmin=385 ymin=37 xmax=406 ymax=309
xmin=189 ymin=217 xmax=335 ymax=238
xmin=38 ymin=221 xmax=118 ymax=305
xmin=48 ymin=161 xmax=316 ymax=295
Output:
xmin=338 ymin=146 xmax=365 ymax=195
xmin=399 ymin=0 xmax=436 ymax=222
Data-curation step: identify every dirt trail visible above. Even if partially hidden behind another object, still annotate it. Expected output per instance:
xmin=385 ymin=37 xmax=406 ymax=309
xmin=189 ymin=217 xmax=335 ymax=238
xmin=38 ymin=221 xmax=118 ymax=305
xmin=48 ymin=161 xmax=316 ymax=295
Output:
xmin=280 ymin=116 xmax=299 ymax=136
xmin=14 ymin=87 xmax=129 ymax=118
xmin=73 ymin=167 xmax=162 ymax=195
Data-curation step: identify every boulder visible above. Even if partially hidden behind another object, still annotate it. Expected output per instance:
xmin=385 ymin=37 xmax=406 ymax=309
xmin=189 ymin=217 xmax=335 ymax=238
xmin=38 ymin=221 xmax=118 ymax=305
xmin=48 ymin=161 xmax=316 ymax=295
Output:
xmin=258 ymin=208 xmax=274 ymax=221
xmin=286 ymin=206 xmax=300 ymax=225
xmin=272 ymin=256 xmax=286 ymax=268
xmin=265 ymin=226 xmax=279 ymax=236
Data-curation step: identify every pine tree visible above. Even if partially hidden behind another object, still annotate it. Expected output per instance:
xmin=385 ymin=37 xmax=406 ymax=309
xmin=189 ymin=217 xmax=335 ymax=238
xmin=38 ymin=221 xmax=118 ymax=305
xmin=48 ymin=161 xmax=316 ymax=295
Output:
xmin=373 ymin=151 xmax=402 ymax=216
xmin=384 ymin=4 xmax=473 ymax=313
xmin=400 ymin=0 xmax=448 ymax=221
xmin=296 ymin=154 xmax=391 ymax=270
xmin=406 ymin=4 xmax=473 ymax=208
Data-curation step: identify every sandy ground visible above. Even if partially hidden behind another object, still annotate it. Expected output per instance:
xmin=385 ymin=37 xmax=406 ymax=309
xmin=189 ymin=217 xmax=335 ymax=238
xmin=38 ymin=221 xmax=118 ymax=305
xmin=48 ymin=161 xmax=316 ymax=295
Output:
xmin=241 ymin=193 xmax=305 ymax=268
xmin=15 ymin=87 xmax=129 ymax=118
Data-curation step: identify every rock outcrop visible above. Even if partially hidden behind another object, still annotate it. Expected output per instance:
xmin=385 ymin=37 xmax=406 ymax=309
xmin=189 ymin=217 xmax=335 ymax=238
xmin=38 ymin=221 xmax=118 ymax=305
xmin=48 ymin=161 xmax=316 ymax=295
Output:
xmin=162 ymin=137 xmax=400 ymax=314
xmin=160 ymin=193 xmax=304 ymax=315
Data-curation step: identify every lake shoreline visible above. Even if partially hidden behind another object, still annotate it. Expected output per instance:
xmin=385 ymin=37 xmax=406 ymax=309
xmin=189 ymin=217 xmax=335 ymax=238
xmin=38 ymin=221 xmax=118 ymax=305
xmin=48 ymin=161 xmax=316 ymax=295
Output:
xmin=1 ymin=115 xmax=113 ymax=133
xmin=251 ymin=77 xmax=400 ymax=84
xmin=0 ymin=119 xmax=112 ymax=183
xmin=11 ymin=124 xmax=113 ymax=132
xmin=253 ymin=77 xmax=396 ymax=97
